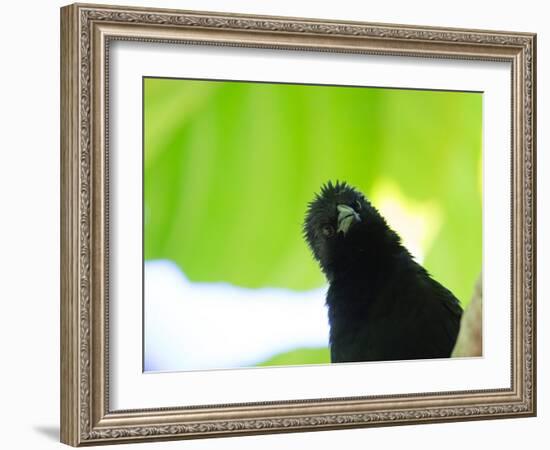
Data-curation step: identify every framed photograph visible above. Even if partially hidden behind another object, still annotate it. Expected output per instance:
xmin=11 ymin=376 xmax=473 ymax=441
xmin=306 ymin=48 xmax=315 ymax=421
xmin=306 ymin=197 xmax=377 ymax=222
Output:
xmin=60 ymin=3 xmax=536 ymax=446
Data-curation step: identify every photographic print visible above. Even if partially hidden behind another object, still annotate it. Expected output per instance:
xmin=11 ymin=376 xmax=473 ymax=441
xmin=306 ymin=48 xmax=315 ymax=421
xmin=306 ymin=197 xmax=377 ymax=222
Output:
xmin=143 ymin=78 xmax=482 ymax=372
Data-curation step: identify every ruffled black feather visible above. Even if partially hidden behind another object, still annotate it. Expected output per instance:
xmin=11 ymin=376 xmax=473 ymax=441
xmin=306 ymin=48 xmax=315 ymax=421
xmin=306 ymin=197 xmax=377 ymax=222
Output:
xmin=303 ymin=181 xmax=463 ymax=363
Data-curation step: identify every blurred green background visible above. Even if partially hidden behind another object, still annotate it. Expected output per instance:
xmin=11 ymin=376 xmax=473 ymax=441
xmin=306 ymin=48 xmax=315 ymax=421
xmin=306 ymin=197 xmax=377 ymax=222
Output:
xmin=144 ymin=77 xmax=482 ymax=367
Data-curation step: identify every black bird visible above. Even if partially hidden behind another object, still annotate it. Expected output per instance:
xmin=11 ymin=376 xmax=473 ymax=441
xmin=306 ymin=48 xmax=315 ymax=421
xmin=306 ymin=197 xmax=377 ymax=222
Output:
xmin=303 ymin=181 xmax=462 ymax=363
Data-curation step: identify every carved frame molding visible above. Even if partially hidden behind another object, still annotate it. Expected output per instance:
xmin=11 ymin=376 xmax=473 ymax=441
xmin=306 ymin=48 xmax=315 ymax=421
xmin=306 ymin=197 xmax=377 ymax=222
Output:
xmin=60 ymin=3 xmax=536 ymax=446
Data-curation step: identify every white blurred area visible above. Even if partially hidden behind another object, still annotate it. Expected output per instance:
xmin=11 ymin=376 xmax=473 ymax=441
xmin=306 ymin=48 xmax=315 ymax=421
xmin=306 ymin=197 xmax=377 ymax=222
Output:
xmin=144 ymin=260 xmax=330 ymax=372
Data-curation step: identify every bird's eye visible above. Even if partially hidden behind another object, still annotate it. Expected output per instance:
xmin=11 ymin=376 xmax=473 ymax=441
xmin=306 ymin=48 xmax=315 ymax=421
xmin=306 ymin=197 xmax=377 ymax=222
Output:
xmin=354 ymin=200 xmax=362 ymax=211
xmin=321 ymin=224 xmax=335 ymax=237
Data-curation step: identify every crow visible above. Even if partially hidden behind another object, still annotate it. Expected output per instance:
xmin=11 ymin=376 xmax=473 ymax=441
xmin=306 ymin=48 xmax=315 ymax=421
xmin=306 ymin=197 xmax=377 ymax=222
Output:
xmin=303 ymin=181 xmax=463 ymax=363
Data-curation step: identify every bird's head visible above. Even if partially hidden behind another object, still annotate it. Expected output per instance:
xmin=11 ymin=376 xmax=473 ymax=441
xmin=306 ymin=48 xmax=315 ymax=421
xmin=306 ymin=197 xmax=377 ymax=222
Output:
xmin=303 ymin=181 xmax=397 ymax=279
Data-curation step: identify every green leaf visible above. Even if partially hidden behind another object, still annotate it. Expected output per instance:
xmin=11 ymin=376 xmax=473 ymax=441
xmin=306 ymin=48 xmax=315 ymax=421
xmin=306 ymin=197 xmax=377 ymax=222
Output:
xmin=256 ymin=347 xmax=331 ymax=367
xmin=144 ymin=78 xmax=481 ymax=305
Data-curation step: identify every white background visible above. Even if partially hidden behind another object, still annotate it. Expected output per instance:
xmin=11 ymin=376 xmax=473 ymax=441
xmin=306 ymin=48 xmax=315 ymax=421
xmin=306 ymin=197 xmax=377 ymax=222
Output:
xmin=0 ymin=0 xmax=546 ymax=449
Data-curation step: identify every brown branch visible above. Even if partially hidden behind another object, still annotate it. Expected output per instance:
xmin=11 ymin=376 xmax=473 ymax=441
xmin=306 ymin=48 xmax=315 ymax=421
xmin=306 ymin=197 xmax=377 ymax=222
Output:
xmin=452 ymin=276 xmax=482 ymax=357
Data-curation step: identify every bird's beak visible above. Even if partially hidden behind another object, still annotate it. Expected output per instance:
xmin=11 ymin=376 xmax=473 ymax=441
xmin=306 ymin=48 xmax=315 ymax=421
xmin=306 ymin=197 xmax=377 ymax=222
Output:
xmin=337 ymin=204 xmax=360 ymax=235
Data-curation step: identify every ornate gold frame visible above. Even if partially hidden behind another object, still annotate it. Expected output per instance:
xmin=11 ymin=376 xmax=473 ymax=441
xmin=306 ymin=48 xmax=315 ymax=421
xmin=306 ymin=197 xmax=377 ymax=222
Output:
xmin=60 ymin=3 xmax=536 ymax=446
